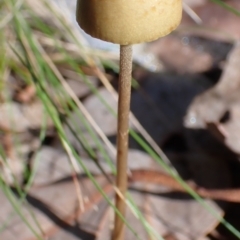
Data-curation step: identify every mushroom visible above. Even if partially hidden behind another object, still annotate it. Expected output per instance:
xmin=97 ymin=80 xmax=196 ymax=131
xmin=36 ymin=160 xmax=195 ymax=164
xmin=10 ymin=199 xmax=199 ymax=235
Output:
xmin=76 ymin=0 xmax=182 ymax=45
xmin=76 ymin=1 xmax=182 ymax=239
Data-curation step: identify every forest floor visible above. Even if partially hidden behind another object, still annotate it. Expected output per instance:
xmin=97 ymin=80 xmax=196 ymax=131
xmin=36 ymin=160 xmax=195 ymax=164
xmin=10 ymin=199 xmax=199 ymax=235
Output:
xmin=1 ymin=0 xmax=240 ymax=239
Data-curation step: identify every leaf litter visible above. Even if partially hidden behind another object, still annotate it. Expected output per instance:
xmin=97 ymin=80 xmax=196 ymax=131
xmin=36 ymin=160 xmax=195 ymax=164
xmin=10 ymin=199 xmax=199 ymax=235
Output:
xmin=1 ymin=0 xmax=240 ymax=239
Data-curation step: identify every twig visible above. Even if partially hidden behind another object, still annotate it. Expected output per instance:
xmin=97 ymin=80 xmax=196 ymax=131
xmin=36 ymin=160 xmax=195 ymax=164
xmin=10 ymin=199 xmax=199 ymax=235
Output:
xmin=130 ymin=169 xmax=240 ymax=203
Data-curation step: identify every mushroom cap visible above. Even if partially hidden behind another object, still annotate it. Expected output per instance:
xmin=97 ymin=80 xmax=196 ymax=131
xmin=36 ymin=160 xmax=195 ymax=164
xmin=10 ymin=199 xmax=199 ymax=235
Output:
xmin=76 ymin=0 xmax=182 ymax=45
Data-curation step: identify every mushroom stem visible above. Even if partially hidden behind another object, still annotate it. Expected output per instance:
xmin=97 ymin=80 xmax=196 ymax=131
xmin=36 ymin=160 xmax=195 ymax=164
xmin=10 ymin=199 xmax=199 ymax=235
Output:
xmin=112 ymin=44 xmax=132 ymax=240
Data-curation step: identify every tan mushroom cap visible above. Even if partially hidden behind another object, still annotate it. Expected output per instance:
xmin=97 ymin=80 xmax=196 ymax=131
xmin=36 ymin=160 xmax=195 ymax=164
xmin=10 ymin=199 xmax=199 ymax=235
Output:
xmin=76 ymin=0 xmax=182 ymax=45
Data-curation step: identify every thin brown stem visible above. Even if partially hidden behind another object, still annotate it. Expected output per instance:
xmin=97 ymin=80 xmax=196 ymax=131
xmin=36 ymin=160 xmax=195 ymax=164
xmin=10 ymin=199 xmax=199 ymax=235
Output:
xmin=112 ymin=45 xmax=132 ymax=240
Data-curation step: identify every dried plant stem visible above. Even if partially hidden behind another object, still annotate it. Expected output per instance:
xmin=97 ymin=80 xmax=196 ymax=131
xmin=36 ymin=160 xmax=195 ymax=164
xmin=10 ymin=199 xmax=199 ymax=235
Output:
xmin=112 ymin=45 xmax=132 ymax=240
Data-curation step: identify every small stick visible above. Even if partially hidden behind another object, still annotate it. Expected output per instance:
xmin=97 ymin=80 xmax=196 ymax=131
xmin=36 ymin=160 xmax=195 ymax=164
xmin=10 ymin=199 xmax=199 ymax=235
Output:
xmin=112 ymin=45 xmax=132 ymax=240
